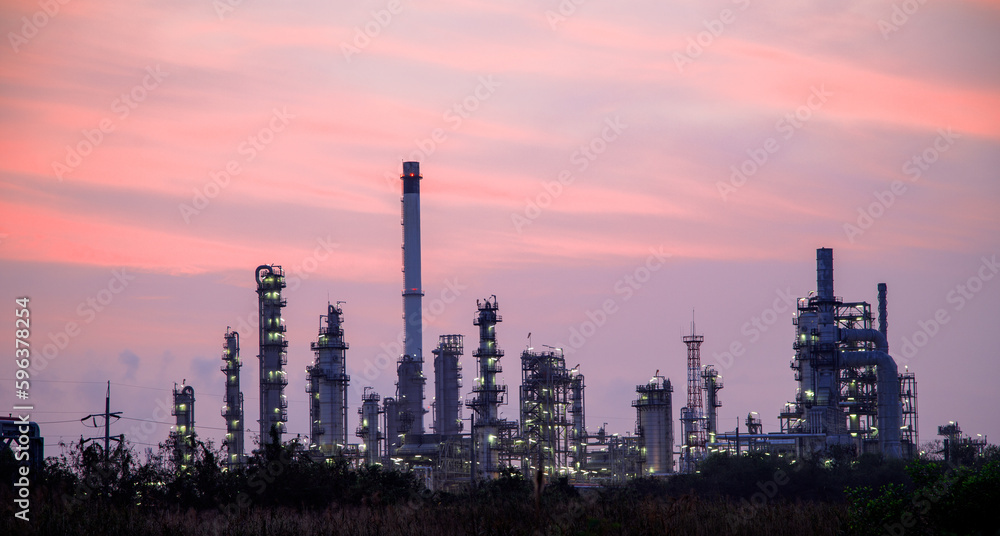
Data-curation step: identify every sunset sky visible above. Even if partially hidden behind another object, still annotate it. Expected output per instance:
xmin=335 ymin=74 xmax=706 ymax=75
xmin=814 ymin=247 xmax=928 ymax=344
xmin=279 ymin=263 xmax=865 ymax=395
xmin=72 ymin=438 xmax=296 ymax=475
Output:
xmin=2 ymin=0 xmax=998 ymax=458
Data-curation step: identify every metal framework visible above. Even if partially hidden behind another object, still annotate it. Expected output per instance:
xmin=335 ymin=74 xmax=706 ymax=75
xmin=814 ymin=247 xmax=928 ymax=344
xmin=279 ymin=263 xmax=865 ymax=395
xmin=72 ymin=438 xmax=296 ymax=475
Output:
xmin=778 ymin=249 xmax=912 ymax=458
xmin=702 ymin=365 xmax=722 ymax=443
xmin=519 ymin=348 xmax=573 ymax=479
xmin=466 ymin=296 xmax=509 ymax=479
xmin=221 ymin=329 xmax=244 ymax=469
xmin=900 ymin=372 xmax=918 ymax=458
xmin=256 ymin=264 xmax=288 ymax=445
xmin=680 ymin=324 xmax=706 ymax=473
xmin=569 ymin=368 xmax=586 ymax=472
xmin=306 ymin=302 xmax=351 ymax=457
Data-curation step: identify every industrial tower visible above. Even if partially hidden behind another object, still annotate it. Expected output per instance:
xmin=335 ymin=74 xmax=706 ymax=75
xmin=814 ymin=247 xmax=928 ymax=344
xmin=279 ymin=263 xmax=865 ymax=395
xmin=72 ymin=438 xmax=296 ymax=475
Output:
xmin=395 ymin=161 xmax=426 ymax=443
xmin=306 ymin=302 xmax=351 ymax=456
xmin=171 ymin=383 xmax=195 ymax=471
xmin=569 ymin=368 xmax=586 ymax=472
xmin=357 ymin=387 xmax=383 ymax=466
xmin=633 ymin=374 xmax=674 ymax=474
xmin=466 ymin=295 xmax=508 ymax=479
xmin=221 ymin=329 xmax=244 ymax=469
xmin=777 ymin=248 xmax=909 ymax=458
xmin=432 ymin=334 xmax=464 ymax=437
xmin=520 ymin=348 xmax=574 ymax=479
xmin=256 ymin=264 xmax=288 ymax=446
xmin=680 ymin=322 xmax=706 ymax=473
xmin=701 ymin=365 xmax=723 ymax=444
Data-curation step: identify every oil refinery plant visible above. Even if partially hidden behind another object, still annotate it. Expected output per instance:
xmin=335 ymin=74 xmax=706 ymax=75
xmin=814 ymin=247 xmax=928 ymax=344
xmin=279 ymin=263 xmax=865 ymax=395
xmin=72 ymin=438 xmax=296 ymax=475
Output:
xmin=166 ymin=161 xmax=939 ymax=486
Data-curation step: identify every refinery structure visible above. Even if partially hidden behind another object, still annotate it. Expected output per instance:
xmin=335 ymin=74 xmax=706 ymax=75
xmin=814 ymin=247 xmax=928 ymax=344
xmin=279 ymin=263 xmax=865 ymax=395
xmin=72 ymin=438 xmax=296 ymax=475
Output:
xmin=162 ymin=161 xmax=943 ymax=486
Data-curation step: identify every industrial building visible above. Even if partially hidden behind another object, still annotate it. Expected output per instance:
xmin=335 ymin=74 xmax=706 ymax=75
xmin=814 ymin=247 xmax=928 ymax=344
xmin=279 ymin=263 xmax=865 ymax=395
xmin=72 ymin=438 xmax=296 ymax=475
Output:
xmin=714 ymin=248 xmax=918 ymax=459
xmin=160 ymin=161 xmax=950 ymax=489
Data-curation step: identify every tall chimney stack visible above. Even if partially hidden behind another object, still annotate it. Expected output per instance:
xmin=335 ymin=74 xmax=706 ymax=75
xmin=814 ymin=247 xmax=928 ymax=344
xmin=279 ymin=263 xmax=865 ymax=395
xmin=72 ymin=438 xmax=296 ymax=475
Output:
xmin=397 ymin=161 xmax=426 ymax=437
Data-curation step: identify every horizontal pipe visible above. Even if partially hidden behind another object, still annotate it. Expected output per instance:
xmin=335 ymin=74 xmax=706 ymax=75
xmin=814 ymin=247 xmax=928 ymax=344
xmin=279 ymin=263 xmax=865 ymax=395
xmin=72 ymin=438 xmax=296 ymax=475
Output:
xmin=840 ymin=328 xmax=888 ymax=353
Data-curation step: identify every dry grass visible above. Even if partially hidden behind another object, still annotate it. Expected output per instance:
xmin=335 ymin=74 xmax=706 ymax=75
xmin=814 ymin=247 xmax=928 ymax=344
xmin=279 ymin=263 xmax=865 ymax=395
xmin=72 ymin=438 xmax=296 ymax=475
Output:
xmin=12 ymin=494 xmax=849 ymax=536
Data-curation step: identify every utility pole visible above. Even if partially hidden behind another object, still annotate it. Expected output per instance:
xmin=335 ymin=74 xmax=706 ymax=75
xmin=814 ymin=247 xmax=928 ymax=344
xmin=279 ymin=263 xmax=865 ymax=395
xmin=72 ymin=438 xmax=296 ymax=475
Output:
xmin=81 ymin=381 xmax=123 ymax=462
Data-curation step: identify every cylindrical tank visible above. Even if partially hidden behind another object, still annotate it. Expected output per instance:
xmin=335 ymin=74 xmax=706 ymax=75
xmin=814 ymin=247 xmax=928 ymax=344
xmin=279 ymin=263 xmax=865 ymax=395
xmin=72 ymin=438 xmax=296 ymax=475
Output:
xmin=433 ymin=335 xmax=463 ymax=437
xmin=633 ymin=376 xmax=673 ymax=474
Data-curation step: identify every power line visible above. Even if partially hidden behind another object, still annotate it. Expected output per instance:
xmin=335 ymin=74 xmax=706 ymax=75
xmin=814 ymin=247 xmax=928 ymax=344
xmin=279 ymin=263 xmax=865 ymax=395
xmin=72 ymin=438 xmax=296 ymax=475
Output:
xmin=118 ymin=416 xmax=230 ymax=432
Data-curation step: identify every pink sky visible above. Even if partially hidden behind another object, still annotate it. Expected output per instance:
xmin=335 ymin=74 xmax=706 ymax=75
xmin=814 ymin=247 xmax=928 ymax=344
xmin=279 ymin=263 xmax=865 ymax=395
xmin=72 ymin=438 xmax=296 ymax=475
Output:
xmin=2 ymin=0 xmax=998 ymax=457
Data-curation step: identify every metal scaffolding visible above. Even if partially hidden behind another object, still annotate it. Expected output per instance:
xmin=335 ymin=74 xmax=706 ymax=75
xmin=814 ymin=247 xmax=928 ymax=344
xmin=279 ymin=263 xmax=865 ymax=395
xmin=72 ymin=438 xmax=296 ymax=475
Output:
xmin=519 ymin=348 xmax=573 ymax=480
xmin=778 ymin=249 xmax=912 ymax=459
xmin=680 ymin=323 xmax=706 ymax=473
xmin=306 ymin=302 xmax=350 ymax=457
xmin=466 ymin=296 xmax=510 ymax=480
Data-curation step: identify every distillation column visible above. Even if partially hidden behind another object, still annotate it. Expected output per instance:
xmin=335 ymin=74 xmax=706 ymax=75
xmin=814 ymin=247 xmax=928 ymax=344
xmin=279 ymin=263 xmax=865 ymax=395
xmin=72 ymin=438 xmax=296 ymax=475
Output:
xmin=357 ymin=388 xmax=383 ymax=466
xmin=221 ymin=329 xmax=244 ymax=469
xmin=171 ymin=383 xmax=196 ymax=470
xmin=633 ymin=374 xmax=673 ymax=474
xmin=256 ymin=264 xmax=288 ymax=446
xmin=702 ymin=365 xmax=723 ymax=445
xmin=433 ymin=334 xmax=464 ymax=438
xmin=466 ymin=296 xmax=507 ymax=479
xmin=307 ymin=302 xmax=350 ymax=456
xmin=383 ymin=397 xmax=400 ymax=458
xmin=396 ymin=161 xmax=426 ymax=439
xmin=569 ymin=369 xmax=586 ymax=473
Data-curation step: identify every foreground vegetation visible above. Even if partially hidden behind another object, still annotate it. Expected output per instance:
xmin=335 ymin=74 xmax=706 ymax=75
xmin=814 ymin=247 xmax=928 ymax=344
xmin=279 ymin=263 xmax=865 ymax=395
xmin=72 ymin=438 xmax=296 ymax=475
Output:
xmin=2 ymin=438 xmax=998 ymax=535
